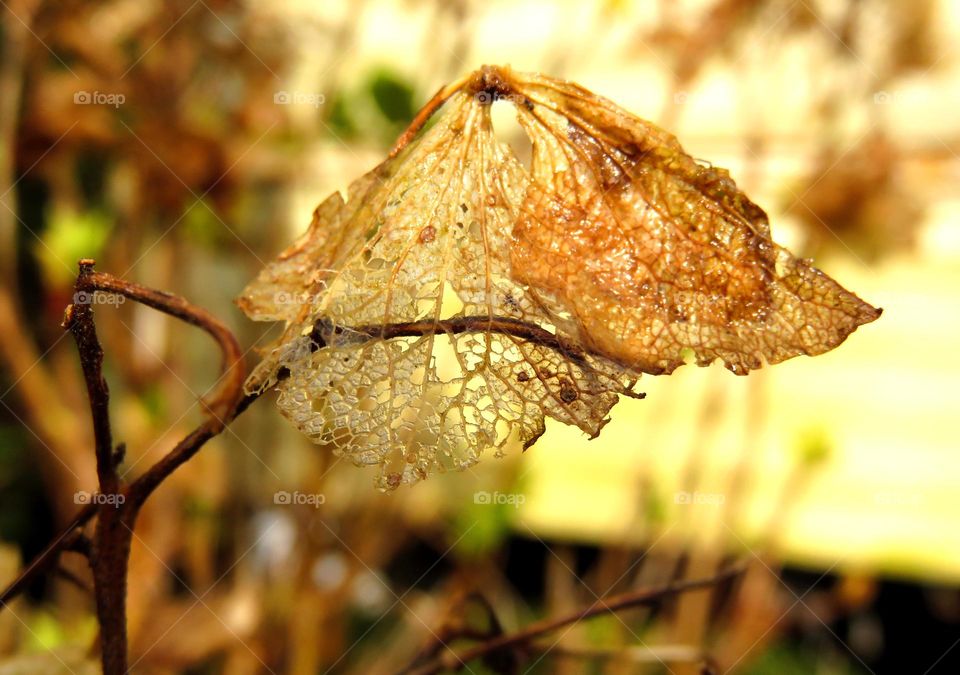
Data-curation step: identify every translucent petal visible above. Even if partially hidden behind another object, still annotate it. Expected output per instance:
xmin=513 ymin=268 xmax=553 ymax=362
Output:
xmin=236 ymin=66 xmax=880 ymax=490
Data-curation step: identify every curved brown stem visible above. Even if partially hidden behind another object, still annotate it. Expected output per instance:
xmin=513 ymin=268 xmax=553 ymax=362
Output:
xmin=314 ymin=316 xmax=593 ymax=365
xmin=1 ymin=259 xmax=255 ymax=675
xmin=388 ymin=72 xmax=475 ymax=158
xmin=83 ymin=267 xmax=245 ymax=420
xmin=312 ymin=314 xmax=653 ymax=385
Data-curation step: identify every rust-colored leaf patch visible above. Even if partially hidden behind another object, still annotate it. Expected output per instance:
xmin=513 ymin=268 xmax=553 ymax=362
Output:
xmin=237 ymin=65 xmax=880 ymax=490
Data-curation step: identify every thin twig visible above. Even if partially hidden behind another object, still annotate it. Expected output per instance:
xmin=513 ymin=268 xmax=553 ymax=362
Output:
xmin=0 ymin=260 xmax=254 ymax=674
xmin=84 ymin=269 xmax=245 ymax=420
xmin=66 ymin=261 xmax=118 ymax=494
xmin=127 ymin=414 xmax=234 ymax=510
xmin=315 ymin=316 xmax=592 ymax=366
xmin=63 ymin=260 xmax=129 ymax=674
xmin=388 ymin=76 xmax=469 ymax=158
xmin=312 ymin=314 xmax=654 ymax=384
xmin=403 ymin=591 xmax=508 ymax=672
xmin=400 ymin=564 xmax=744 ymax=675
xmin=0 ymin=273 xmax=267 ymax=611
xmin=82 ymin=268 xmax=247 ymax=509
xmin=387 ymin=66 xmax=516 ymax=159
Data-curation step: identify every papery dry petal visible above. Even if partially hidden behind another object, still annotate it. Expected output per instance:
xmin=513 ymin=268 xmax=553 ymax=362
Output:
xmin=497 ymin=67 xmax=880 ymax=375
xmin=237 ymin=65 xmax=879 ymax=490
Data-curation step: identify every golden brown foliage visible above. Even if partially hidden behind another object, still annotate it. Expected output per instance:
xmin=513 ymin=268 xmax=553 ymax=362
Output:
xmin=238 ymin=66 xmax=880 ymax=490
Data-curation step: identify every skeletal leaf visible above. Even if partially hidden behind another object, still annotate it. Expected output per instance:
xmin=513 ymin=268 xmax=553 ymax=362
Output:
xmin=237 ymin=66 xmax=880 ymax=490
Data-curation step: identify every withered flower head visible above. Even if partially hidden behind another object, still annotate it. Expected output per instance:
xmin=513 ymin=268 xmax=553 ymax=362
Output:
xmin=237 ymin=66 xmax=880 ymax=491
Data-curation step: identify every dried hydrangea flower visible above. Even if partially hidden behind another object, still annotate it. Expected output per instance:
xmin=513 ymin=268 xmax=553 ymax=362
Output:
xmin=237 ymin=66 xmax=880 ymax=490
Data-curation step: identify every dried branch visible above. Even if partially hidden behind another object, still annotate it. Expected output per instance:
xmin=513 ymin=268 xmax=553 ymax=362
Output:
xmin=310 ymin=316 xmax=645 ymax=377
xmin=387 ymin=73 xmax=473 ymax=158
xmin=65 ymin=261 xmax=119 ymax=494
xmin=400 ymin=564 xmax=744 ymax=675
xmin=83 ymin=268 xmax=245 ymax=420
xmin=80 ymin=266 xmax=247 ymax=507
xmin=0 ymin=259 xmax=252 ymax=674
xmin=401 ymin=591 xmax=508 ymax=673
xmin=62 ymin=262 xmax=129 ymax=674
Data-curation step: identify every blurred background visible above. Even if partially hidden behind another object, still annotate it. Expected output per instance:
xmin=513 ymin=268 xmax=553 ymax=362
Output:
xmin=1 ymin=0 xmax=958 ymax=673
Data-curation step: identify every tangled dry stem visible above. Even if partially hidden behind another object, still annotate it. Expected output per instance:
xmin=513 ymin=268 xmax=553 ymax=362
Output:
xmin=2 ymin=260 xmax=248 ymax=674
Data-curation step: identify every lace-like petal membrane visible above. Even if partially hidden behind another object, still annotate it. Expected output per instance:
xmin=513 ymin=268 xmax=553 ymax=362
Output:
xmin=237 ymin=66 xmax=880 ymax=490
